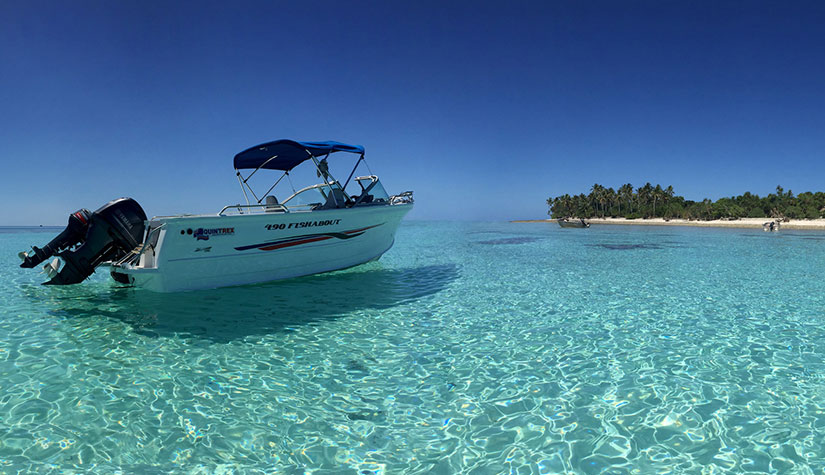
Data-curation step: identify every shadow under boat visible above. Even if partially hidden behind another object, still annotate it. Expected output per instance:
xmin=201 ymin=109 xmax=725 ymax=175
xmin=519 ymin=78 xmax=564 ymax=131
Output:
xmin=43 ymin=263 xmax=459 ymax=342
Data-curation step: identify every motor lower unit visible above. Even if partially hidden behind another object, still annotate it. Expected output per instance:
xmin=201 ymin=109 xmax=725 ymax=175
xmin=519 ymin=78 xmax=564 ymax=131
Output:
xmin=19 ymin=198 xmax=147 ymax=285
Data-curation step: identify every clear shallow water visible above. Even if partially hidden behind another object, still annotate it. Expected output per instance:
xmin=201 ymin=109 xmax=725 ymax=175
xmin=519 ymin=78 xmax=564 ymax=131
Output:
xmin=1 ymin=222 xmax=825 ymax=472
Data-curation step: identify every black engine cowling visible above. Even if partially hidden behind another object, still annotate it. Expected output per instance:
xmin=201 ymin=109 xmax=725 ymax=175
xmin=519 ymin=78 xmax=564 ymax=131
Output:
xmin=20 ymin=197 xmax=147 ymax=285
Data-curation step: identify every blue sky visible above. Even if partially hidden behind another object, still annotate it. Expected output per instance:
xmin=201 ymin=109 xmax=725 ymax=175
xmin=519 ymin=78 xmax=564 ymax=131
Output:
xmin=1 ymin=1 xmax=824 ymax=224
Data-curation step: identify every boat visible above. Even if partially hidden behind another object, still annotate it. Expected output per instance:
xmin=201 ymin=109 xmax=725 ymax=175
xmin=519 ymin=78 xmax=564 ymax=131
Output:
xmin=558 ymin=218 xmax=590 ymax=228
xmin=19 ymin=139 xmax=414 ymax=292
xmin=763 ymin=220 xmax=781 ymax=232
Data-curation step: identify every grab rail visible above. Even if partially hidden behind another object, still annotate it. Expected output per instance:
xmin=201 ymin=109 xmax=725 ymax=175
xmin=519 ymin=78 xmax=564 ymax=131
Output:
xmin=114 ymin=223 xmax=165 ymax=266
xmin=219 ymin=203 xmax=289 ymax=216
xmin=390 ymin=191 xmax=414 ymax=205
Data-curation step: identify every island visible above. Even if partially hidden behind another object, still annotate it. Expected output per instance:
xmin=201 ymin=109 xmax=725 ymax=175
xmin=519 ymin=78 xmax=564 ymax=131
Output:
xmin=513 ymin=184 xmax=825 ymax=230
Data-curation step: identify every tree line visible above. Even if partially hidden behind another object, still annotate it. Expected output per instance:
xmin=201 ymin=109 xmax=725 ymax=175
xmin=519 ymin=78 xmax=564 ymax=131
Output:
xmin=547 ymin=184 xmax=825 ymax=221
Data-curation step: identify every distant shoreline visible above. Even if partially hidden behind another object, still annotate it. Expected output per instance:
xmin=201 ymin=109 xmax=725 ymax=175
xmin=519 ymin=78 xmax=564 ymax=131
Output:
xmin=511 ymin=217 xmax=825 ymax=230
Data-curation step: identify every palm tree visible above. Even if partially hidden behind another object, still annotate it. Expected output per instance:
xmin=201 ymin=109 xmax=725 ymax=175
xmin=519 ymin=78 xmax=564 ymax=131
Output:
xmin=663 ymin=185 xmax=674 ymax=217
xmin=637 ymin=183 xmax=653 ymax=217
xmin=598 ymin=191 xmax=608 ymax=217
xmin=547 ymin=196 xmax=558 ymax=216
xmin=606 ymin=187 xmax=616 ymax=216
xmin=652 ymin=184 xmax=664 ymax=217
xmin=561 ymin=194 xmax=573 ymax=217
xmin=618 ymin=183 xmax=634 ymax=214
xmin=589 ymin=183 xmax=603 ymax=216
xmin=664 ymin=185 xmax=674 ymax=202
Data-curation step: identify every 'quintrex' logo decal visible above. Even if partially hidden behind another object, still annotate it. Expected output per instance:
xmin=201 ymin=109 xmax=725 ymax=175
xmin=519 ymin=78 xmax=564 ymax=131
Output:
xmin=193 ymin=227 xmax=235 ymax=241
xmin=234 ymin=224 xmax=383 ymax=251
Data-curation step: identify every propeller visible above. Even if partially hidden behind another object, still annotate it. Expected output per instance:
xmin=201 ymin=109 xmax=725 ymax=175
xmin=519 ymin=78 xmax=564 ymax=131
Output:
xmin=42 ymin=258 xmax=61 ymax=279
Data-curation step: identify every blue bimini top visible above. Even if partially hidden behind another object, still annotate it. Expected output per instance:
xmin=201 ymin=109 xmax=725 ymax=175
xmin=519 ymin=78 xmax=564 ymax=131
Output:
xmin=233 ymin=139 xmax=365 ymax=171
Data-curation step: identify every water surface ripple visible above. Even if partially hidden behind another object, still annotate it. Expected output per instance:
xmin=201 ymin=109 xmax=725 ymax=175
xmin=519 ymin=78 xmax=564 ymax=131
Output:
xmin=1 ymin=222 xmax=824 ymax=472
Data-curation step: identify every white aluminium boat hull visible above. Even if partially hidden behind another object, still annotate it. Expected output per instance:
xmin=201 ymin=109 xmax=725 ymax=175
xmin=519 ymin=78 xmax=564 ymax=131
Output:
xmin=117 ymin=204 xmax=412 ymax=292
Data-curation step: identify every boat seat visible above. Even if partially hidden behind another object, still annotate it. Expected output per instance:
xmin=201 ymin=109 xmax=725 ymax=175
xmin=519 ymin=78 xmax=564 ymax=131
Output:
xmin=321 ymin=188 xmax=347 ymax=209
xmin=265 ymin=195 xmax=280 ymax=212
xmin=353 ymin=193 xmax=373 ymax=206
xmin=353 ymin=180 xmax=378 ymax=206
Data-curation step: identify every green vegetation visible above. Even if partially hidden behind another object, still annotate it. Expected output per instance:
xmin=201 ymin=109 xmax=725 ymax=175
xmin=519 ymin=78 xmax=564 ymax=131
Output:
xmin=547 ymin=184 xmax=825 ymax=221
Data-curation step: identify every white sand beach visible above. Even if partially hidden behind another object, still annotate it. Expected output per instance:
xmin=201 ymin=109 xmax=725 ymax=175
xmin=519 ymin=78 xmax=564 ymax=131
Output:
xmin=513 ymin=217 xmax=825 ymax=230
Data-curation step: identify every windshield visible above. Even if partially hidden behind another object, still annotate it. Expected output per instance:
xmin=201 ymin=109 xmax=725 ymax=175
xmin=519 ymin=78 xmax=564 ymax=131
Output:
xmin=256 ymin=176 xmax=391 ymax=211
xmin=352 ymin=176 xmax=389 ymax=203
xmin=282 ymin=184 xmax=329 ymax=207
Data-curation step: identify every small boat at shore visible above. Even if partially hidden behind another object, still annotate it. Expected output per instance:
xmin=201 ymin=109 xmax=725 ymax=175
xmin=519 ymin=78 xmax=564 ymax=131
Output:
xmin=19 ymin=139 xmax=414 ymax=292
xmin=763 ymin=220 xmax=781 ymax=232
xmin=558 ymin=218 xmax=590 ymax=228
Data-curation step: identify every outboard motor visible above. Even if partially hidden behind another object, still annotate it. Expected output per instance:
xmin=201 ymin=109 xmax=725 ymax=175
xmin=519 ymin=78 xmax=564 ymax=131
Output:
xmin=19 ymin=198 xmax=147 ymax=285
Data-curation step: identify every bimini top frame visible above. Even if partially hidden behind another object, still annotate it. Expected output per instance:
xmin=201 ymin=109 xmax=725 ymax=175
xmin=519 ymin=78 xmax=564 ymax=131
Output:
xmin=232 ymin=139 xmax=368 ymax=209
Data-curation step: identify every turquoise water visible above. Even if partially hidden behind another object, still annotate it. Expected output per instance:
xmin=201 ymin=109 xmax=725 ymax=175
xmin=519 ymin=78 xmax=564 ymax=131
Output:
xmin=2 ymin=222 xmax=825 ymax=472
